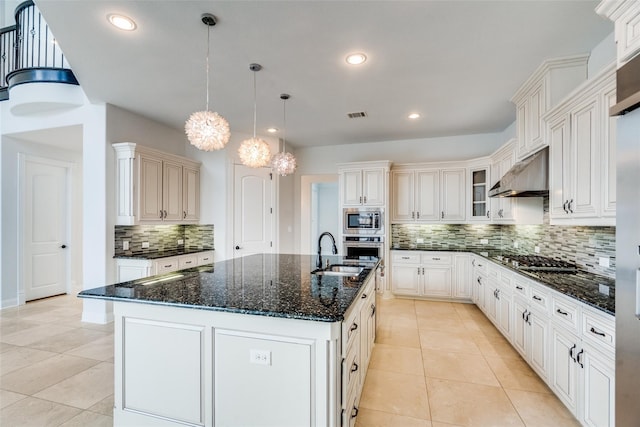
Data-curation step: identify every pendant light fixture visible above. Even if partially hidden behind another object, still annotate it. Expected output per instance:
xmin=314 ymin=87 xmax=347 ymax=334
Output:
xmin=238 ymin=63 xmax=271 ymax=168
xmin=271 ymin=94 xmax=297 ymax=176
xmin=185 ymin=13 xmax=230 ymax=151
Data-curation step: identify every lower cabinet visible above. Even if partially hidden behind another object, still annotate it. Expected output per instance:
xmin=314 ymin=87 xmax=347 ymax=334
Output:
xmin=116 ymin=250 xmax=215 ymax=282
xmin=391 ymin=250 xmax=470 ymax=301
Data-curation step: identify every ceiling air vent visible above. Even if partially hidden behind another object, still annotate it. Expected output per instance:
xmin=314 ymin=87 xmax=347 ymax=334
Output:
xmin=347 ymin=111 xmax=368 ymax=119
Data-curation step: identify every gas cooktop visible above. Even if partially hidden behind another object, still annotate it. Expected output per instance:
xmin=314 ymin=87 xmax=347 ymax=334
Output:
xmin=492 ymin=254 xmax=577 ymax=272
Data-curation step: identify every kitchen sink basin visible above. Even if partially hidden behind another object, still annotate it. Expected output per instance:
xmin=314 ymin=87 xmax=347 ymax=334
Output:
xmin=311 ymin=265 xmax=365 ymax=277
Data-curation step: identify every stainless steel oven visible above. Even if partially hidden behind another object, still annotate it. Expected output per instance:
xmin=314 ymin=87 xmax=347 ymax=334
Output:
xmin=343 ymin=208 xmax=383 ymax=235
xmin=343 ymin=236 xmax=383 ymax=259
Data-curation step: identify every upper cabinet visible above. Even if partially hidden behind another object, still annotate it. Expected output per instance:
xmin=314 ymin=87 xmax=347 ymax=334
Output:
xmin=114 ymin=143 xmax=201 ymax=225
xmin=544 ymin=63 xmax=616 ymax=226
xmin=490 ymin=142 xmax=517 ymax=223
xmin=391 ymin=166 xmax=465 ymax=223
xmin=597 ymin=0 xmax=640 ymax=67
xmin=511 ymin=55 xmax=589 ymax=161
xmin=339 ymin=162 xmax=390 ymax=207
xmin=468 ymin=165 xmax=490 ymax=222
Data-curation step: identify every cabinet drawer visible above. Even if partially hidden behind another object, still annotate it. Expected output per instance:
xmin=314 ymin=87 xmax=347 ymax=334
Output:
xmin=179 ymin=255 xmax=198 ymax=270
xmin=582 ymin=310 xmax=615 ymax=352
xmin=344 ymin=343 xmax=361 ymax=395
xmin=197 ymin=252 xmax=214 ymax=265
xmin=529 ymin=285 xmax=549 ymax=314
xmin=551 ymin=296 xmax=580 ymax=333
xmin=392 ymin=252 xmax=420 ymax=263
xmin=471 ymin=257 xmax=487 ymax=274
xmin=155 ymin=258 xmax=179 ymax=275
xmin=487 ymin=264 xmax=500 ymax=281
xmin=422 ymin=253 xmax=452 ymax=265
xmin=343 ymin=308 xmax=361 ymax=352
xmin=513 ymin=278 xmax=529 ymax=299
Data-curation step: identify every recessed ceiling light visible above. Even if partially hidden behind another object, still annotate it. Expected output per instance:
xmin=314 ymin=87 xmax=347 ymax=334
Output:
xmin=408 ymin=113 xmax=421 ymax=119
xmin=267 ymin=127 xmax=278 ymax=133
xmin=346 ymin=53 xmax=367 ymax=65
xmin=107 ymin=14 xmax=137 ymax=31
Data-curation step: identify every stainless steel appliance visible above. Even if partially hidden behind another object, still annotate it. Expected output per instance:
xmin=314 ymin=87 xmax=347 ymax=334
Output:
xmin=611 ymin=75 xmax=640 ymax=424
xmin=343 ymin=235 xmax=384 ymax=259
xmin=489 ymin=147 xmax=549 ymax=197
xmin=492 ymin=254 xmax=577 ymax=272
xmin=343 ymin=208 xmax=383 ymax=235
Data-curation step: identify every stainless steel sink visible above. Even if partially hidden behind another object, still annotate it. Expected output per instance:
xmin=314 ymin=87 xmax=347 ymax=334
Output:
xmin=311 ymin=265 xmax=364 ymax=277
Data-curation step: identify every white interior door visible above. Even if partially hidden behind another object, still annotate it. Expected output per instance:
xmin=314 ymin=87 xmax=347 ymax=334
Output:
xmin=233 ymin=165 xmax=273 ymax=257
xmin=22 ymin=156 xmax=70 ymax=301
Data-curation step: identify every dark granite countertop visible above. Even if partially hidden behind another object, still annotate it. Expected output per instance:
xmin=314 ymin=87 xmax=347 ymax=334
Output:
xmin=81 ymin=254 xmax=379 ymax=322
xmin=391 ymin=247 xmax=615 ymax=315
xmin=114 ymin=248 xmax=214 ymax=260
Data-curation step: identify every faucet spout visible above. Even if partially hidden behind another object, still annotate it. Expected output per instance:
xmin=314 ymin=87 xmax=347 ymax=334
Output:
xmin=317 ymin=232 xmax=338 ymax=268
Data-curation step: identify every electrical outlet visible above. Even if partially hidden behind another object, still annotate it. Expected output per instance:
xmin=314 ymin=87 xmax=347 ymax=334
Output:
xmin=480 ymin=239 xmax=489 ymax=245
xmin=123 ymin=241 xmax=129 ymax=250
xmin=599 ymin=257 xmax=610 ymax=268
xmin=141 ymin=241 xmax=149 ymax=249
xmin=534 ymin=246 xmax=540 ymax=253
xmin=250 ymin=349 xmax=271 ymax=366
xmin=598 ymin=284 xmax=610 ymax=296
xmin=513 ymin=241 xmax=519 ymax=248
xmin=416 ymin=238 xmax=424 ymax=244
xmin=177 ymin=239 xmax=184 ymax=245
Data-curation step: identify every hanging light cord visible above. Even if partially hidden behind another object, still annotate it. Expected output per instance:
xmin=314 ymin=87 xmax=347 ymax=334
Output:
xmin=282 ymin=97 xmax=287 ymax=152
xmin=205 ymin=24 xmax=210 ymax=112
xmin=252 ymin=71 xmax=258 ymax=138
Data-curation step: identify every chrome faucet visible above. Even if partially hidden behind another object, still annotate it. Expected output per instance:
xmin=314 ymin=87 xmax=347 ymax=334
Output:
xmin=317 ymin=232 xmax=338 ymax=268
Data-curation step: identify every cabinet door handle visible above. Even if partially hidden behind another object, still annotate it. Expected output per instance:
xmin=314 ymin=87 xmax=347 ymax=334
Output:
xmin=361 ymin=293 xmax=367 ymax=299
xmin=416 ymin=211 xmax=420 ymax=219
xmin=371 ymin=304 xmax=376 ymax=317
xmin=432 ymin=257 xmax=440 ymax=261
xmin=351 ymin=362 xmax=359 ymax=373
xmin=569 ymin=344 xmax=577 ymax=361
xmin=164 ymin=264 xmax=172 ymax=268
xmin=350 ymin=322 xmax=358 ymax=332
xmin=159 ymin=210 xmax=163 ymax=219
xmin=563 ymin=200 xmax=568 ymax=213
xmin=418 ymin=267 xmax=421 ymax=275
xmin=522 ymin=310 xmax=527 ymax=320
xmin=422 ymin=267 xmax=425 ymax=275
xmin=401 ymin=256 xmax=410 ymax=260
xmin=351 ymin=407 xmax=359 ymax=418
xmin=568 ymin=199 xmax=574 ymax=214
xmin=472 ymin=259 xmax=476 ymax=267
xmin=487 ymin=210 xmax=490 ymax=218
xmin=412 ymin=211 xmax=415 ymax=219
xmin=496 ymin=289 xmax=500 ymax=300
xmin=183 ymin=211 xmax=187 ymax=219
xmin=576 ymin=349 xmax=584 ymax=368
xmin=185 ymin=261 xmax=192 ymax=265
xmin=556 ymin=308 xmax=569 ymax=316
xmin=441 ymin=211 xmax=444 ymax=219
xmin=516 ymin=285 xmax=524 ymax=291
xmin=363 ymin=196 xmax=367 ymax=204
xmin=589 ymin=327 xmax=606 ymax=337
xmin=533 ymin=295 xmax=542 ymax=301
xmin=360 ymin=196 xmax=363 ymax=204
xmin=477 ymin=276 xmax=482 ymax=285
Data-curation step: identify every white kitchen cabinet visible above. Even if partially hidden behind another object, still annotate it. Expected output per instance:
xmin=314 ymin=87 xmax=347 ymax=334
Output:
xmin=116 ymin=250 xmax=215 ymax=282
xmin=468 ymin=166 xmax=490 ymax=221
xmin=545 ymin=63 xmax=616 ymax=225
xmin=391 ymin=167 xmax=465 ymax=223
xmin=511 ymin=55 xmax=588 ymax=160
xmin=550 ymin=312 xmax=615 ymax=427
xmin=490 ymin=141 xmax=516 ymax=222
xmin=113 ymin=143 xmax=201 ymax=225
xmin=597 ymin=0 xmax=640 ymax=66
xmin=471 ymin=256 xmax=487 ymax=309
xmin=390 ymin=251 xmax=471 ymax=301
xmin=339 ymin=162 xmax=390 ymax=207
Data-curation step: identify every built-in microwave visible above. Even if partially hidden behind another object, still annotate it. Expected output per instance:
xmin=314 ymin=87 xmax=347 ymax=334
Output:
xmin=343 ymin=208 xmax=383 ymax=234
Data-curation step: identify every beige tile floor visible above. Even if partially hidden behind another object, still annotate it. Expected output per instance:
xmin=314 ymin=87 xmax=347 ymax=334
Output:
xmin=0 ymin=293 xmax=114 ymax=426
xmin=358 ymin=297 xmax=580 ymax=427
xmin=0 ymin=294 xmax=579 ymax=426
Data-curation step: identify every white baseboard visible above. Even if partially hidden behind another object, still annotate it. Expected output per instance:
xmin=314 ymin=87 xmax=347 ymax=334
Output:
xmin=0 ymin=298 xmax=18 ymax=309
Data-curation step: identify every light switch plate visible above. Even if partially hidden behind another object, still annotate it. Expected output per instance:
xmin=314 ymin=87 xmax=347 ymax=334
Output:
xmin=123 ymin=241 xmax=129 ymax=250
xmin=250 ymin=349 xmax=271 ymax=366
xmin=177 ymin=239 xmax=184 ymax=245
xmin=599 ymin=257 xmax=610 ymax=268
xmin=534 ymin=246 xmax=540 ymax=253
xmin=416 ymin=238 xmax=424 ymax=244
xmin=599 ymin=284 xmax=610 ymax=296
xmin=141 ymin=242 xmax=149 ymax=249
xmin=480 ymin=239 xmax=489 ymax=244
xmin=513 ymin=241 xmax=519 ymax=248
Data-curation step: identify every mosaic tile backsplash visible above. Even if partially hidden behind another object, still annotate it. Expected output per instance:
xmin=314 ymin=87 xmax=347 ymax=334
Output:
xmin=114 ymin=224 xmax=214 ymax=257
xmin=391 ymin=223 xmax=615 ymax=279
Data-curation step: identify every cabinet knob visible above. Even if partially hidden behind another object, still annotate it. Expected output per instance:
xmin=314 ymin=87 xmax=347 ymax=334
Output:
xmin=235 ymin=246 xmax=241 ymax=250
xmin=60 ymin=244 xmax=67 ymax=249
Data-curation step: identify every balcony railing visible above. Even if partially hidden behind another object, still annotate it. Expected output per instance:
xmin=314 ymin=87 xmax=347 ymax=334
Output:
xmin=0 ymin=0 xmax=78 ymax=101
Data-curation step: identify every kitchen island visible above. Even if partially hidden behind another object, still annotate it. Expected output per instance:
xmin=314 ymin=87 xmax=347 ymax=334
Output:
xmin=79 ymin=253 xmax=379 ymax=427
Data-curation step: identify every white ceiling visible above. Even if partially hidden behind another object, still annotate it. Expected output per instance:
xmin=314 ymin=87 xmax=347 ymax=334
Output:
xmin=33 ymin=0 xmax=612 ymax=149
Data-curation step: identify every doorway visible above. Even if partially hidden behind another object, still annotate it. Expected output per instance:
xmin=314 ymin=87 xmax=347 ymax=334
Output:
xmin=19 ymin=155 xmax=72 ymax=301
xmin=300 ymin=175 xmax=339 ymax=255
xmin=232 ymin=164 xmax=274 ymax=258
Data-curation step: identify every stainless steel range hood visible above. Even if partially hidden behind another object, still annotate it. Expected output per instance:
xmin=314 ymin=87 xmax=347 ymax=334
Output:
xmin=489 ymin=147 xmax=548 ymax=198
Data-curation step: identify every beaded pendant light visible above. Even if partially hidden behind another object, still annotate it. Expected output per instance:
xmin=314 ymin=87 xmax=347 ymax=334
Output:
xmin=238 ymin=63 xmax=271 ymax=168
xmin=271 ymin=94 xmax=297 ymax=176
xmin=184 ymin=13 xmax=230 ymax=151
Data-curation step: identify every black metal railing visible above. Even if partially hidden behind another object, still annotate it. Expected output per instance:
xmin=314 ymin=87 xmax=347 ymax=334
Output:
xmin=0 ymin=0 xmax=78 ymax=100
xmin=0 ymin=25 xmax=16 ymax=100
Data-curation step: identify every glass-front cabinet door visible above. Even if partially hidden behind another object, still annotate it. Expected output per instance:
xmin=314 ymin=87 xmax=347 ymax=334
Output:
xmin=469 ymin=167 xmax=490 ymax=221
